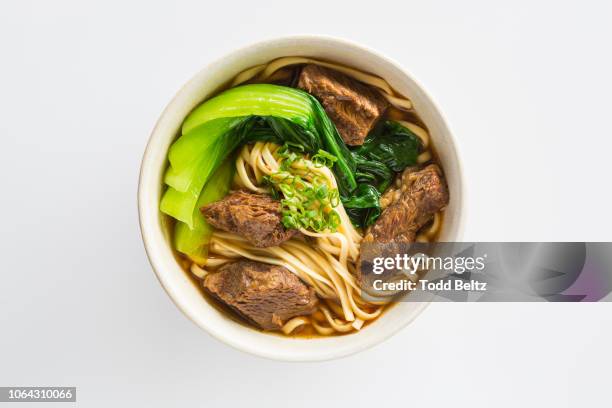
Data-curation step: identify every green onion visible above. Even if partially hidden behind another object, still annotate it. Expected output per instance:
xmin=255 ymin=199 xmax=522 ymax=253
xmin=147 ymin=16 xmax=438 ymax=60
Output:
xmin=266 ymin=145 xmax=341 ymax=233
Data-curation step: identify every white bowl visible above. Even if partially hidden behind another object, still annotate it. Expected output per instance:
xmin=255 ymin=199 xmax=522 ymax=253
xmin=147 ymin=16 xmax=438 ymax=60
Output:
xmin=138 ymin=35 xmax=465 ymax=361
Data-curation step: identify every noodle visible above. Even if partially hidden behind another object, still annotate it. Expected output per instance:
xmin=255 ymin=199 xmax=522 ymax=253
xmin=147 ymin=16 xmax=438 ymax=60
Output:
xmin=417 ymin=150 xmax=432 ymax=164
xmin=397 ymin=120 xmax=430 ymax=148
xmin=229 ymin=64 xmax=266 ymax=87
xmin=190 ymin=263 xmax=208 ymax=279
xmin=425 ymin=212 xmax=441 ymax=238
xmin=312 ymin=320 xmax=336 ymax=336
xmin=281 ymin=316 xmax=311 ymax=335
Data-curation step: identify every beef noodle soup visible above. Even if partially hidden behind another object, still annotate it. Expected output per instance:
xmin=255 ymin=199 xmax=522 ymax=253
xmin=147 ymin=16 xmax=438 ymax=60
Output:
xmin=161 ymin=57 xmax=449 ymax=336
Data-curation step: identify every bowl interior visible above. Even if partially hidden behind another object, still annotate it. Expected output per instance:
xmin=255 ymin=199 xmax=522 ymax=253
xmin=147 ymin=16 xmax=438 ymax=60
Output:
xmin=139 ymin=36 xmax=464 ymax=361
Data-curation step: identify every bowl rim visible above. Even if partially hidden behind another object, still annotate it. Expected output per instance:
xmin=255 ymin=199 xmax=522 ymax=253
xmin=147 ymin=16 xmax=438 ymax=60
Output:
xmin=138 ymin=34 xmax=466 ymax=361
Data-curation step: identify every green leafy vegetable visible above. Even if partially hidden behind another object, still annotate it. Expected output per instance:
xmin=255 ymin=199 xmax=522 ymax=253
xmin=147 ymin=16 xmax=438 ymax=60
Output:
xmin=353 ymin=154 xmax=394 ymax=192
xmin=173 ymin=159 xmax=235 ymax=263
xmin=264 ymin=117 xmax=321 ymax=152
xmin=346 ymin=121 xmax=423 ymax=227
xmin=165 ymin=117 xmax=246 ymax=192
xmin=355 ymin=120 xmax=422 ymax=172
xmin=160 ymin=117 xmax=255 ymax=227
xmin=342 ymin=184 xmax=382 ymax=228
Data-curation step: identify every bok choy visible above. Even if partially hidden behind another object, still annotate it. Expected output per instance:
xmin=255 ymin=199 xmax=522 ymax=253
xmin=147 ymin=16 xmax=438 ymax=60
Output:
xmin=161 ymin=84 xmax=356 ymax=229
xmin=346 ymin=120 xmax=423 ymax=227
xmin=174 ymin=159 xmax=234 ymax=264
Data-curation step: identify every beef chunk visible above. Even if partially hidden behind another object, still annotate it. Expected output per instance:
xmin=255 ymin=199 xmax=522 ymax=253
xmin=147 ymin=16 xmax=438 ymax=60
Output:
xmin=297 ymin=64 xmax=389 ymax=146
xmin=364 ymin=164 xmax=449 ymax=243
xmin=201 ymin=190 xmax=296 ymax=248
xmin=357 ymin=165 xmax=449 ymax=292
xmin=204 ymin=260 xmax=318 ymax=330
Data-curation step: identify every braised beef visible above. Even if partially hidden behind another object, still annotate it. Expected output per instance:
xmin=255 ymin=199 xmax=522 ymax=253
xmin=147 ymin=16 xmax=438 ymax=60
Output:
xmin=364 ymin=164 xmax=449 ymax=243
xmin=201 ymin=190 xmax=296 ymax=247
xmin=204 ymin=260 xmax=318 ymax=330
xmin=297 ymin=64 xmax=389 ymax=146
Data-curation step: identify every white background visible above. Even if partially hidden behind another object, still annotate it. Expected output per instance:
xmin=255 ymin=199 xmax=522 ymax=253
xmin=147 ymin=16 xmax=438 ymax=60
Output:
xmin=1 ymin=0 xmax=611 ymax=406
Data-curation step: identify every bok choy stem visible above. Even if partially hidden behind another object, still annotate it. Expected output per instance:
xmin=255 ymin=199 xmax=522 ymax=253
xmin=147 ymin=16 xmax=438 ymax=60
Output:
xmin=173 ymin=159 xmax=234 ymax=263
